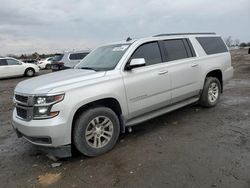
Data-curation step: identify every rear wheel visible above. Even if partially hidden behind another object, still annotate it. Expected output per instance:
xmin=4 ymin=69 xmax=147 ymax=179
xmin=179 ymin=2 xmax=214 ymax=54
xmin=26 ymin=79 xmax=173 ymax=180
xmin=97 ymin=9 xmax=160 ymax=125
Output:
xmin=25 ymin=68 xmax=35 ymax=77
xmin=45 ymin=64 xmax=51 ymax=69
xmin=199 ymin=77 xmax=221 ymax=107
xmin=73 ymin=107 xmax=120 ymax=157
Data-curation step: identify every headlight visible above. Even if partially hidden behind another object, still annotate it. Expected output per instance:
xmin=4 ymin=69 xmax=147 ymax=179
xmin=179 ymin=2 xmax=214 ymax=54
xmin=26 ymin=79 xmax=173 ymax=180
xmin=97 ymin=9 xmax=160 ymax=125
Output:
xmin=34 ymin=93 xmax=64 ymax=105
xmin=33 ymin=93 xmax=64 ymax=119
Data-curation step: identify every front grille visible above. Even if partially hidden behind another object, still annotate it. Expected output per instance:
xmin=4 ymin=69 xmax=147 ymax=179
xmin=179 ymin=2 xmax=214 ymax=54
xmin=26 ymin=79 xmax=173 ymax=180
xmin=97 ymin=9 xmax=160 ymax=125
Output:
xmin=15 ymin=94 xmax=28 ymax=104
xmin=16 ymin=106 xmax=28 ymax=119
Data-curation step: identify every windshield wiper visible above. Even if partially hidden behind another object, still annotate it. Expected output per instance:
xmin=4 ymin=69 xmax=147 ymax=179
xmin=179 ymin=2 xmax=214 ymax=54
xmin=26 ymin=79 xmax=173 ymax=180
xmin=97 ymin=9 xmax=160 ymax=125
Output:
xmin=80 ymin=67 xmax=96 ymax=71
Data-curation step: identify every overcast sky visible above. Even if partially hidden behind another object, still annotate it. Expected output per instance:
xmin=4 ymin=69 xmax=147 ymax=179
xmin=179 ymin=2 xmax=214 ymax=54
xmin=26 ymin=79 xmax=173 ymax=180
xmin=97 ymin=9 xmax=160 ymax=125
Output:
xmin=0 ymin=0 xmax=249 ymax=55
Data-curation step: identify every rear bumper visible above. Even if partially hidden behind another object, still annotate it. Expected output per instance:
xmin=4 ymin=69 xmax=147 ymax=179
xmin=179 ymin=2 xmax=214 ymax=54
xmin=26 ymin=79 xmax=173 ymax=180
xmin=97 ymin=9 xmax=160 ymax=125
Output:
xmin=38 ymin=64 xmax=46 ymax=69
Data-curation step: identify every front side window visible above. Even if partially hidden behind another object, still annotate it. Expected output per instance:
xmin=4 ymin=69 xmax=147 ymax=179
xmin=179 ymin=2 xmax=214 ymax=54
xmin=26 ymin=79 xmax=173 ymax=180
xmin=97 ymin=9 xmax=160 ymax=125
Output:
xmin=6 ymin=59 xmax=20 ymax=65
xmin=76 ymin=44 xmax=130 ymax=71
xmin=0 ymin=59 xmax=8 ymax=66
xmin=163 ymin=39 xmax=188 ymax=61
xmin=130 ymin=42 xmax=162 ymax=66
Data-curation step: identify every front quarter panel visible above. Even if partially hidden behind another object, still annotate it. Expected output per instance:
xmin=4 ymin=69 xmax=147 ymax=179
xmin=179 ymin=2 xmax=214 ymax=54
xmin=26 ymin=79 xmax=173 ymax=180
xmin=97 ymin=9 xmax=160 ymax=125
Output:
xmin=49 ymin=71 xmax=128 ymax=142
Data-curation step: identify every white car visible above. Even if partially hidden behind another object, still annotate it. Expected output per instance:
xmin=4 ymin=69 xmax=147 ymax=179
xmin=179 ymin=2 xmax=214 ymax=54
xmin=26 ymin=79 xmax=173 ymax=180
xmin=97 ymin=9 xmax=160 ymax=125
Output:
xmin=37 ymin=57 xmax=53 ymax=69
xmin=0 ymin=57 xmax=39 ymax=79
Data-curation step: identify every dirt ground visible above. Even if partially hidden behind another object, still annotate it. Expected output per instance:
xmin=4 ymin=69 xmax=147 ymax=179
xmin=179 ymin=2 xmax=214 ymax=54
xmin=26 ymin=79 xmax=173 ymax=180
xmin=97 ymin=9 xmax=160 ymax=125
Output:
xmin=0 ymin=49 xmax=250 ymax=188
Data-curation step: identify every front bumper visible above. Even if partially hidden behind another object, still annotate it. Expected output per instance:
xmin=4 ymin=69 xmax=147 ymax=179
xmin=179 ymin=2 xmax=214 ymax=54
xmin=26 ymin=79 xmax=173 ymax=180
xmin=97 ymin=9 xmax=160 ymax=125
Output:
xmin=15 ymin=128 xmax=72 ymax=157
xmin=12 ymin=108 xmax=71 ymax=147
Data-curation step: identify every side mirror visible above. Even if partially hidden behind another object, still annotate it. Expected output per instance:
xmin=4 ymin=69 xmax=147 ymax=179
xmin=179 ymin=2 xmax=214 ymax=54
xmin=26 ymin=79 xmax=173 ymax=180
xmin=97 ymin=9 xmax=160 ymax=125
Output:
xmin=126 ymin=58 xmax=146 ymax=70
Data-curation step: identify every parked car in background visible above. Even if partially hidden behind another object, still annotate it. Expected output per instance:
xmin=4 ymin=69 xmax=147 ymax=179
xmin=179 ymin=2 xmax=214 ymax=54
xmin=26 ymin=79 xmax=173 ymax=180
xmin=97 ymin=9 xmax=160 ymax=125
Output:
xmin=0 ymin=57 xmax=39 ymax=79
xmin=37 ymin=57 xmax=53 ymax=69
xmin=22 ymin=59 xmax=38 ymax=65
xmin=51 ymin=50 xmax=90 ymax=71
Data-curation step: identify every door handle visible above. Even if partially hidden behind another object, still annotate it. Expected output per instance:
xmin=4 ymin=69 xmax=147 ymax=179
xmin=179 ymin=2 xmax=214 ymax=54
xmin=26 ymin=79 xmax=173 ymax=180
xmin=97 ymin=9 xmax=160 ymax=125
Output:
xmin=191 ymin=63 xmax=198 ymax=67
xmin=158 ymin=70 xmax=168 ymax=75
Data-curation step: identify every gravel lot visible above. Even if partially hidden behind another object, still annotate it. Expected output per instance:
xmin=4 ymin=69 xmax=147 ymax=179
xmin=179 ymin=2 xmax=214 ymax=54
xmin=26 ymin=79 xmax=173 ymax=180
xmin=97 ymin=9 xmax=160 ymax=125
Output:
xmin=0 ymin=49 xmax=250 ymax=188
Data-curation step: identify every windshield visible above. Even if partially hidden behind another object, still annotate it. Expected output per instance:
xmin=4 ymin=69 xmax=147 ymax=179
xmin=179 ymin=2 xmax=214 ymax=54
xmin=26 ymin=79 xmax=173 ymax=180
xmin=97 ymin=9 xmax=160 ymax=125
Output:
xmin=76 ymin=44 xmax=130 ymax=71
xmin=52 ymin=54 xmax=63 ymax=61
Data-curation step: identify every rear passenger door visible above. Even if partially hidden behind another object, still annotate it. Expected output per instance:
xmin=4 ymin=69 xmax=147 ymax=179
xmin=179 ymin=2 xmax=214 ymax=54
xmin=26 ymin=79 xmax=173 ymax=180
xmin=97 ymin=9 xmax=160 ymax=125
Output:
xmin=123 ymin=41 xmax=172 ymax=119
xmin=162 ymin=39 xmax=200 ymax=103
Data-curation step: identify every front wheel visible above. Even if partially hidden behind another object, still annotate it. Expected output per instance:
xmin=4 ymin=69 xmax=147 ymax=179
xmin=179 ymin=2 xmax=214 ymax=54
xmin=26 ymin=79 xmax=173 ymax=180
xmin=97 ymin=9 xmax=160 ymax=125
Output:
xmin=199 ymin=77 xmax=221 ymax=107
xmin=45 ymin=64 xmax=51 ymax=69
xmin=25 ymin=68 xmax=35 ymax=77
xmin=73 ymin=107 xmax=120 ymax=157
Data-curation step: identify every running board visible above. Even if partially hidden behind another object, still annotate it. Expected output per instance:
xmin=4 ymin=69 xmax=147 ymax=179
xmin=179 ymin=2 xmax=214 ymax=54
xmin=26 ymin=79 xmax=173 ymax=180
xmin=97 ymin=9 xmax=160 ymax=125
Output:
xmin=125 ymin=97 xmax=199 ymax=127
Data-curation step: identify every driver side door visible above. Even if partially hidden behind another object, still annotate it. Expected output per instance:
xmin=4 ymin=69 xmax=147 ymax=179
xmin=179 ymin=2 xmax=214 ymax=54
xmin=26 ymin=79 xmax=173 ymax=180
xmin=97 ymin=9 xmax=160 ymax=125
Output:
xmin=122 ymin=41 xmax=172 ymax=119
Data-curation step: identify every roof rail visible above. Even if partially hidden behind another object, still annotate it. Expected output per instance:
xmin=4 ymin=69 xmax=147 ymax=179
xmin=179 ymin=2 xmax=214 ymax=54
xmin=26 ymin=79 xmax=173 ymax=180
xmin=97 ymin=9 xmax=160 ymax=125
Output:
xmin=153 ymin=32 xmax=216 ymax=37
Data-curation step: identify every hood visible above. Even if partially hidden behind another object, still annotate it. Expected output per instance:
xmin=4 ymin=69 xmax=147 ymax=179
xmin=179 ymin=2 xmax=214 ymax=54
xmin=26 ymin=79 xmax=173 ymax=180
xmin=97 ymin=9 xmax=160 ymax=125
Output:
xmin=15 ymin=69 xmax=106 ymax=94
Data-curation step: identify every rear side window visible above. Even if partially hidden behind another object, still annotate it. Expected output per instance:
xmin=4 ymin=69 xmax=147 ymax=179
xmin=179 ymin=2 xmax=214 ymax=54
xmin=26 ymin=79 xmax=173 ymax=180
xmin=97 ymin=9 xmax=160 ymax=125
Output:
xmin=69 ymin=53 xmax=88 ymax=60
xmin=6 ymin=59 xmax=19 ymax=65
xmin=196 ymin=37 xmax=228 ymax=55
xmin=163 ymin=39 xmax=189 ymax=61
xmin=130 ymin=42 xmax=162 ymax=66
xmin=0 ymin=59 xmax=7 ymax=66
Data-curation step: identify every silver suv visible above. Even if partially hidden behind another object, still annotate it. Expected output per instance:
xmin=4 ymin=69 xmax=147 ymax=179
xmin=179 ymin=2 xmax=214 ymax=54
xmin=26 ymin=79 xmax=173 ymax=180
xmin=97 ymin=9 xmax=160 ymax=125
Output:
xmin=12 ymin=33 xmax=233 ymax=157
xmin=51 ymin=50 xmax=90 ymax=71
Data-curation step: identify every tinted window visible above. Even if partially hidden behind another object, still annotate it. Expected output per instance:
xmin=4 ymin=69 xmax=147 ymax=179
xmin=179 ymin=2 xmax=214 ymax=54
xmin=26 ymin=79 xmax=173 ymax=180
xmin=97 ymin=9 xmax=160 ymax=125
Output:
xmin=0 ymin=59 xmax=7 ymax=66
xmin=130 ymin=42 xmax=162 ymax=66
xmin=163 ymin=39 xmax=188 ymax=61
xmin=52 ymin=54 xmax=63 ymax=61
xmin=78 ymin=53 xmax=88 ymax=59
xmin=7 ymin=59 xmax=20 ymax=65
xmin=69 ymin=53 xmax=88 ymax=60
xmin=196 ymin=37 xmax=228 ymax=55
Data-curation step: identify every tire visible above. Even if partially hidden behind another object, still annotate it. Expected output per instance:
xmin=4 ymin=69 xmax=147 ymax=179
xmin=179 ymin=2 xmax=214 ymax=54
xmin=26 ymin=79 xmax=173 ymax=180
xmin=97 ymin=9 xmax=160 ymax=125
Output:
xmin=199 ymin=77 xmax=221 ymax=107
xmin=45 ymin=64 xmax=51 ymax=69
xmin=25 ymin=68 xmax=35 ymax=77
xmin=73 ymin=107 xmax=120 ymax=157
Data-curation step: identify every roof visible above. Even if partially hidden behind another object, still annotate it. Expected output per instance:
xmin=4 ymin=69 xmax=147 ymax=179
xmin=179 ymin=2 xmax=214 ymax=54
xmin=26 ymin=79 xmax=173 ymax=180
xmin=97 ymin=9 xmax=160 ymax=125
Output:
xmin=153 ymin=32 xmax=216 ymax=37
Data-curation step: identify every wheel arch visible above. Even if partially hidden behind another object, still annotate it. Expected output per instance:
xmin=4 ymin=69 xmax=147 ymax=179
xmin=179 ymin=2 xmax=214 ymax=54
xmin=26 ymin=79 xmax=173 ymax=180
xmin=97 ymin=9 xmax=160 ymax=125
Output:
xmin=71 ymin=97 xmax=125 ymax=142
xmin=204 ymin=69 xmax=223 ymax=92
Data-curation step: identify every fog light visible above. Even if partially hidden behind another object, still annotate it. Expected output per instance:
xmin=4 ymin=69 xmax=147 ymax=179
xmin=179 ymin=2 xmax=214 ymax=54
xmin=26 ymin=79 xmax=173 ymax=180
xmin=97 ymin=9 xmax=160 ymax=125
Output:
xmin=38 ymin=107 xmax=48 ymax=114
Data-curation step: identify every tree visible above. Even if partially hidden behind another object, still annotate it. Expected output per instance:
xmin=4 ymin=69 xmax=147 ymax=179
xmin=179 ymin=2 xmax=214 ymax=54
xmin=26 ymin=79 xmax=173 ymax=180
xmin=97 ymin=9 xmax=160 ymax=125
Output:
xmin=224 ymin=36 xmax=233 ymax=47
xmin=239 ymin=43 xmax=247 ymax=48
xmin=234 ymin=39 xmax=240 ymax=46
